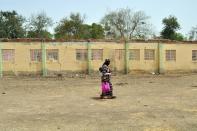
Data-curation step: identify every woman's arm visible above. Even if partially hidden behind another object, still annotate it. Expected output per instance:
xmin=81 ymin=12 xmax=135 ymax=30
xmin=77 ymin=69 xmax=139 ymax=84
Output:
xmin=105 ymin=73 xmax=111 ymax=75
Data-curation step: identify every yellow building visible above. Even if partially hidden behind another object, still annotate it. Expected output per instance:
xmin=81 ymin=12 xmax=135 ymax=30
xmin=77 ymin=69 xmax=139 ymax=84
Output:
xmin=0 ymin=40 xmax=197 ymax=76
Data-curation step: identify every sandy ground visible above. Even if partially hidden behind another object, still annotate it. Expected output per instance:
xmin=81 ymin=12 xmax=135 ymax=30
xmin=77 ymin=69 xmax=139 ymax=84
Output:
xmin=0 ymin=74 xmax=197 ymax=131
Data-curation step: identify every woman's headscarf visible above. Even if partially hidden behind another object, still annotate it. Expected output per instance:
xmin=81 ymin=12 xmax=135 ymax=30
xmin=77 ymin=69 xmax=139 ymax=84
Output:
xmin=103 ymin=59 xmax=110 ymax=66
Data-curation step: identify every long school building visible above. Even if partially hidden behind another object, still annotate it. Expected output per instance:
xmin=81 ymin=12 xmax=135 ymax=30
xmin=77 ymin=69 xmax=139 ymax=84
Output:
xmin=0 ymin=41 xmax=197 ymax=76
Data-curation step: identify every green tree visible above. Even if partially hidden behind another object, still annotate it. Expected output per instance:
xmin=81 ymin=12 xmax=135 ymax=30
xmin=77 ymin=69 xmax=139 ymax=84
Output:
xmin=80 ymin=23 xmax=104 ymax=39
xmin=161 ymin=15 xmax=181 ymax=40
xmin=27 ymin=30 xmax=53 ymax=39
xmin=55 ymin=13 xmax=104 ymax=40
xmin=55 ymin=13 xmax=85 ymax=40
xmin=80 ymin=24 xmax=92 ymax=39
xmin=0 ymin=10 xmax=25 ymax=38
xmin=174 ymin=33 xmax=184 ymax=41
xmin=91 ymin=23 xmax=104 ymax=39
xmin=27 ymin=11 xmax=53 ymax=39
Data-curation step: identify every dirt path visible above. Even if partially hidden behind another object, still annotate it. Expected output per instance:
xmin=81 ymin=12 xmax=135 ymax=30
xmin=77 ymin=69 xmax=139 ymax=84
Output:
xmin=0 ymin=74 xmax=197 ymax=131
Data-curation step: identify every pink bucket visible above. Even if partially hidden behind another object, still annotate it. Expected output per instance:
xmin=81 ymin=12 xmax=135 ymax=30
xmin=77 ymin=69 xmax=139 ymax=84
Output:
xmin=101 ymin=82 xmax=110 ymax=93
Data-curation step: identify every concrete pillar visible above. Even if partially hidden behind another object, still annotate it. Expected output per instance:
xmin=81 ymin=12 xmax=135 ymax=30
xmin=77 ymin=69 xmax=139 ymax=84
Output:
xmin=0 ymin=42 xmax=3 ymax=78
xmin=42 ymin=42 xmax=47 ymax=76
xmin=158 ymin=43 xmax=164 ymax=74
xmin=125 ymin=41 xmax=129 ymax=74
xmin=87 ymin=41 xmax=91 ymax=75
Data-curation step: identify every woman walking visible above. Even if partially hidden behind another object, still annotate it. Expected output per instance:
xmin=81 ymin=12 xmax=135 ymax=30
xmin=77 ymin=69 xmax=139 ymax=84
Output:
xmin=99 ymin=59 xmax=113 ymax=99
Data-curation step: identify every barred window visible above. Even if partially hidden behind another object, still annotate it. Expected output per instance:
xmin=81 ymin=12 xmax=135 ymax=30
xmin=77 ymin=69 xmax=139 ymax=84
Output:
xmin=144 ymin=49 xmax=155 ymax=60
xmin=3 ymin=49 xmax=15 ymax=62
xmin=47 ymin=49 xmax=58 ymax=61
xmin=76 ymin=49 xmax=87 ymax=61
xmin=92 ymin=49 xmax=103 ymax=60
xmin=30 ymin=49 xmax=42 ymax=62
xmin=192 ymin=50 xmax=197 ymax=61
xmin=129 ymin=49 xmax=140 ymax=60
xmin=115 ymin=49 xmax=125 ymax=60
xmin=166 ymin=50 xmax=176 ymax=61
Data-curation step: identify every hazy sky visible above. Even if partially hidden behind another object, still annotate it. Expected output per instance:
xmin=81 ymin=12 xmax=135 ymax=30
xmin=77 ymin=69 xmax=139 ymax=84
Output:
xmin=1 ymin=0 xmax=197 ymax=35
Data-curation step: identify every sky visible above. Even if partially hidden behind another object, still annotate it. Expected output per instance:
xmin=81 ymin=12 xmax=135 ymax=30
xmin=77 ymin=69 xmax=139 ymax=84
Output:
xmin=1 ymin=0 xmax=197 ymax=35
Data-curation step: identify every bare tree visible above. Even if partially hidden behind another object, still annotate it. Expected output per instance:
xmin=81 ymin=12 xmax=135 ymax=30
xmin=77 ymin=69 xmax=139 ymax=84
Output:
xmin=189 ymin=26 xmax=197 ymax=41
xmin=101 ymin=8 xmax=154 ymax=40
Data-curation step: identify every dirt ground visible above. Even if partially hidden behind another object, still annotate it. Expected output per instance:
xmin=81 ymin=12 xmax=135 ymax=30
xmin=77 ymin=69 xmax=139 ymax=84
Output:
xmin=0 ymin=74 xmax=197 ymax=131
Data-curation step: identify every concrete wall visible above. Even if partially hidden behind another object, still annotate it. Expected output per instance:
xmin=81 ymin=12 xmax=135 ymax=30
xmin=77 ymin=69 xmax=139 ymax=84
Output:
xmin=0 ymin=41 xmax=197 ymax=76
xmin=159 ymin=43 xmax=197 ymax=73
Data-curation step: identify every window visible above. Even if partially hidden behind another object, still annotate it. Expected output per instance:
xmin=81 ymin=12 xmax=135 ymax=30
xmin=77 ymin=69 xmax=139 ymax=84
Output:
xmin=76 ymin=49 xmax=87 ymax=61
xmin=47 ymin=49 xmax=58 ymax=61
xmin=192 ymin=50 xmax=197 ymax=61
xmin=30 ymin=49 xmax=42 ymax=62
xmin=3 ymin=49 xmax=15 ymax=62
xmin=166 ymin=50 xmax=176 ymax=61
xmin=129 ymin=49 xmax=140 ymax=60
xmin=92 ymin=49 xmax=103 ymax=60
xmin=144 ymin=49 xmax=155 ymax=60
xmin=115 ymin=49 xmax=125 ymax=60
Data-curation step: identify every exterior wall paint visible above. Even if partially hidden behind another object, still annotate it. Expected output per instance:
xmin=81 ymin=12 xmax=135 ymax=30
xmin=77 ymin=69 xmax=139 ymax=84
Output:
xmin=0 ymin=42 xmax=197 ymax=75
